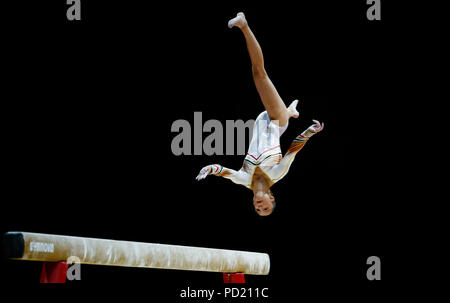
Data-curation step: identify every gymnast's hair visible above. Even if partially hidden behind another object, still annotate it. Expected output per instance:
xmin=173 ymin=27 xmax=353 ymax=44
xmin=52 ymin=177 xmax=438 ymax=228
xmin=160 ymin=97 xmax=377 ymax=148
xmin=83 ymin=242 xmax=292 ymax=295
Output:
xmin=269 ymin=190 xmax=276 ymax=213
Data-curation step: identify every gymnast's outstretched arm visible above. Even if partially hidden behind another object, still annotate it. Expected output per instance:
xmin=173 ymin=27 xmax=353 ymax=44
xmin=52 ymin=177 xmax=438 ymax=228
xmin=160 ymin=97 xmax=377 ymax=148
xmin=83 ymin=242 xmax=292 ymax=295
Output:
xmin=195 ymin=164 xmax=250 ymax=187
xmin=268 ymin=120 xmax=324 ymax=182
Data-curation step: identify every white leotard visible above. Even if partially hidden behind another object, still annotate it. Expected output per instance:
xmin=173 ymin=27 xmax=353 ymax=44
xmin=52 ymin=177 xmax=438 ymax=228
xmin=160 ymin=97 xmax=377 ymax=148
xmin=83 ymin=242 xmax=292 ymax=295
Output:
xmin=208 ymin=111 xmax=315 ymax=189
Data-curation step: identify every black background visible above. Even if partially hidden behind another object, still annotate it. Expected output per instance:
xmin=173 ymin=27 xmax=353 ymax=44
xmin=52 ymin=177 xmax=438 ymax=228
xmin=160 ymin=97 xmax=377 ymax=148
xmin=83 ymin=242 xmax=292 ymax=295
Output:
xmin=0 ymin=0 xmax=444 ymax=301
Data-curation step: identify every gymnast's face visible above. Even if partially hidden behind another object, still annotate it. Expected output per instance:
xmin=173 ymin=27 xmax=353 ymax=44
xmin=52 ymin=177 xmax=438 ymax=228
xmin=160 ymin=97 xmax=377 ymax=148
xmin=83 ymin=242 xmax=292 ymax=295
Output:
xmin=253 ymin=191 xmax=275 ymax=216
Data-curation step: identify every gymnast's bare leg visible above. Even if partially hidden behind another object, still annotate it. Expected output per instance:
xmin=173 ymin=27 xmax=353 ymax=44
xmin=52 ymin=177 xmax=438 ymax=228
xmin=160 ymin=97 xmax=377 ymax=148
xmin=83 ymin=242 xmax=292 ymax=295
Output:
xmin=228 ymin=12 xmax=299 ymax=127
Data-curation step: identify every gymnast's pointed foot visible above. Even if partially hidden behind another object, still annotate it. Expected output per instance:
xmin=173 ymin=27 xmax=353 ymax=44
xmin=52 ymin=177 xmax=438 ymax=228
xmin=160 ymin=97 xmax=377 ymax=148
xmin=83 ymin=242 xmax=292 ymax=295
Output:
xmin=287 ymin=99 xmax=300 ymax=118
xmin=228 ymin=12 xmax=247 ymax=29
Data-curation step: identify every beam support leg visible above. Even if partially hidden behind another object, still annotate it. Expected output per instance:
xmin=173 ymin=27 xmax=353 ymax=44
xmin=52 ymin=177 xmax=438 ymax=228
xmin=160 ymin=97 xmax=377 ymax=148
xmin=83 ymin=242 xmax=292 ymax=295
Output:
xmin=40 ymin=262 xmax=68 ymax=283
xmin=223 ymin=273 xmax=246 ymax=283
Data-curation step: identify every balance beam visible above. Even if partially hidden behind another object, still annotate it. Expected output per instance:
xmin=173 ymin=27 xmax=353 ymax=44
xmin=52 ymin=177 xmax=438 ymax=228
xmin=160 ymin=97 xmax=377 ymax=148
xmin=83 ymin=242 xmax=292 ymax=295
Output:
xmin=3 ymin=232 xmax=270 ymax=276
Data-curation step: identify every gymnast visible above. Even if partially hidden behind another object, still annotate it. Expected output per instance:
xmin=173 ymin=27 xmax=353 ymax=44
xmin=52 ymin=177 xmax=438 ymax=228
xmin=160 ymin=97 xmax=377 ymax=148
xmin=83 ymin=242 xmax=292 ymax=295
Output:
xmin=196 ymin=12 xmax=324 ymax=216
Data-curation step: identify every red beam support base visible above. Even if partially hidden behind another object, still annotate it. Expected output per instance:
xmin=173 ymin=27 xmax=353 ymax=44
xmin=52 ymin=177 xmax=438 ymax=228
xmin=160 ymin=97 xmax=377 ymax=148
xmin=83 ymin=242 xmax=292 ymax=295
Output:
xmin=40 ymin=262 xmax=68 ymax=283
xmin=223 ymin=273 xmax=246 ymax=283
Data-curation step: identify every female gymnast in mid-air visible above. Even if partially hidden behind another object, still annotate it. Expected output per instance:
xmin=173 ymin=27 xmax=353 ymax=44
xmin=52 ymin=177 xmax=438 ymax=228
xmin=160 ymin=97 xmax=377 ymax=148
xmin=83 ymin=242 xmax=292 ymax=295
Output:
xmin=196 ymin=12 xmax=324 ymax=216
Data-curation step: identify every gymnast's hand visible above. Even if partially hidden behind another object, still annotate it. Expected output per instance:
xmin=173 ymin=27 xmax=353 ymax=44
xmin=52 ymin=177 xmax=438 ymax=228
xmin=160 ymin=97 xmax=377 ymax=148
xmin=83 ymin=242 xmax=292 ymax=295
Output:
xmin=305 ymin=119 xmax=324 ymax=136
xmin=195 ymin=165 xmax=212 ymax=181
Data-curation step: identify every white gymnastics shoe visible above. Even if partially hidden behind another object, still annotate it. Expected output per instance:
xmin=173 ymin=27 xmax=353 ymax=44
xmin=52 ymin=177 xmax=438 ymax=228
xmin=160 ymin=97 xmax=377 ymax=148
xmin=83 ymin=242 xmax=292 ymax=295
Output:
xmin=228 ymin=12 xmax=247 ymax=29
xmin=287 ymin=99 xmax=300 ymax=118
